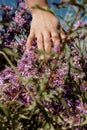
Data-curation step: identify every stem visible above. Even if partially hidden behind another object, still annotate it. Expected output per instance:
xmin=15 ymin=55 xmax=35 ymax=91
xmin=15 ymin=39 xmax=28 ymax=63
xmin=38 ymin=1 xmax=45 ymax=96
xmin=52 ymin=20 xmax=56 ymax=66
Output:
xmin=0 ymin=51 xmax=15 ymax=70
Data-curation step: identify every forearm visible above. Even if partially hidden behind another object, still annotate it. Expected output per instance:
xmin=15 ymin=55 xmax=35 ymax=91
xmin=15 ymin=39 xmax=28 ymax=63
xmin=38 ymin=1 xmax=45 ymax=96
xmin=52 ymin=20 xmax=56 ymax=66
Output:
xmin=25 ymin=0 xmax=48 ymax=13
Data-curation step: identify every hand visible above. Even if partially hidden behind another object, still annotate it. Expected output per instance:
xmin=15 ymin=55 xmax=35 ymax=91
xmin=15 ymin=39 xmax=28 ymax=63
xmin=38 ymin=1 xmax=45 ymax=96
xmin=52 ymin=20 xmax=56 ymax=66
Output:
xmin=26 ymin=10 xmax=64 ymax=59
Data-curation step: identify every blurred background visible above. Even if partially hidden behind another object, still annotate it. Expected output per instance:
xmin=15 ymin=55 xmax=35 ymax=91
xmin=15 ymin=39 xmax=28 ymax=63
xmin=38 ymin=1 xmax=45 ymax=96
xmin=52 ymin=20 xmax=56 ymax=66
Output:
xmin=0 ymin=0 xmax=17 ymax=6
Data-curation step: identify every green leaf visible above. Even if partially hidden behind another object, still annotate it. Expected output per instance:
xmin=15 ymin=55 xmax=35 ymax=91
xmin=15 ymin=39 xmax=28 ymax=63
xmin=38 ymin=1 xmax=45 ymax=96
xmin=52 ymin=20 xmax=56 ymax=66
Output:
xmin=43 ymin=123 xmax=50 ymax=130
xmin=82 ymin=0 xmax=87 ymax=5
xmin=42 ymin=92 xmax=54 ymax=101
xmin=84 ymin=92 xmax=87 ymax=100
xmin=0 ymin=51 xmax=16 ymax=70
xmin=28 ymin=102 xmax=36 ymax=111
xmin=32 ymin=5 xmax=54 ymax=15
xmin=61 ymin=98 xmax=70 ymax=114
xmin=72 ymin=66 xmax=82 ymax=73
xmin=81 ymin=114 xmax=87 ymax=126
xmin=19 ymin=114 xmax=29 ymax=120
xmin=0 ymin=104 xmax=10 ymax=118
xmin=0 ymin=22 xmax=10 ymax=26
xmin=2 ymin=47 xmax=18 ymax=57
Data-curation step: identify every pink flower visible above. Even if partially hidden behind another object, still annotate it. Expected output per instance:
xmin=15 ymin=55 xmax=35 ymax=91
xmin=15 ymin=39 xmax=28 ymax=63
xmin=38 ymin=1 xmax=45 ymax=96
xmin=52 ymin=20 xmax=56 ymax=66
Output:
xmin=14 ymin=10 xmax=26 ymax=25
xmin=19 ymin=2 xmax=27 ymax=10
xmin=0 ymin=76 xmax=3 ymax=87
xmin=74 ymin=20 xmax=83 ymax=29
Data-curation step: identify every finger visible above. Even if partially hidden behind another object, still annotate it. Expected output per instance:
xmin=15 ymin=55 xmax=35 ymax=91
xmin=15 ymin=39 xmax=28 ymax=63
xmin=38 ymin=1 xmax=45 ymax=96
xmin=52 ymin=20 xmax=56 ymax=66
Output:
xmin=60 ymin=32 xmax=66 ymax=39
xmin=51 ymin=31 xmax=61 ymax=53
xmin=26 ymin=31 xmax=35 ymax=53
xmin=43 ymin=31 xmax=52 ymax=60
xmin=57 ymin=25 xmax=66 ymax=39
xmin=36 ymin=33 xmax=44 ymax=60
xmin=60 ymin=26 xmax=66 ymax=39
xmin=43 ymin=31 xmax=51 ymax=53
xmin=36 ymin=33 xmax=44 ymax=51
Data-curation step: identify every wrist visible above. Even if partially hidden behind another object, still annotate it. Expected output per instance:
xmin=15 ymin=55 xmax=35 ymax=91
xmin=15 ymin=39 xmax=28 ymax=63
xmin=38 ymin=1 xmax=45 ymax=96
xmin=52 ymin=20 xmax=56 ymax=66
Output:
xmin=26 ymin=0 xmax=48 ymax=13
xmin=31 ymin=5 xmax=48 ymax=15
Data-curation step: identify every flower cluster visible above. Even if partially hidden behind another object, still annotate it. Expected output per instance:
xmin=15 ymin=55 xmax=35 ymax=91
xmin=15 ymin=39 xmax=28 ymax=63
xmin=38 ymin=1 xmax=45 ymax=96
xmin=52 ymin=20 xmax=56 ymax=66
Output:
xmin=74 ymin=19 xmax=87 ymax=29
xmin=0 ymin=1 xmax=87 ymax=130
xmin=14 ymin=10 xmax=26 ymax=25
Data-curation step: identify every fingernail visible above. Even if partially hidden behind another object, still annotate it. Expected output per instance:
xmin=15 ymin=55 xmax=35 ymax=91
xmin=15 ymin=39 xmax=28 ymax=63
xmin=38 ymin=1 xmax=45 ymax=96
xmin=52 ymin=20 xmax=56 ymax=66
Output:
xmin=61 ymin=33 xmax=66 ymax=39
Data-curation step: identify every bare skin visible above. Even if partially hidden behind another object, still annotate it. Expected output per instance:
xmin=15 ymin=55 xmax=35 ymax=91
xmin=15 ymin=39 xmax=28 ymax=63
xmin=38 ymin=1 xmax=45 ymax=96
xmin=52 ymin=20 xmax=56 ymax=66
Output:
xmin=25 ymin=0 xmax=65 ymax=59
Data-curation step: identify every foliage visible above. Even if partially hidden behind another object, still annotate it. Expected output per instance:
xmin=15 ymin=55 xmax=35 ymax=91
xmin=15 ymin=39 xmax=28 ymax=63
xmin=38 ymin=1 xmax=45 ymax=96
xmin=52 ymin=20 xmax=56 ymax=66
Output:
xmin=0 ymin=0 xmax=87 ymax=129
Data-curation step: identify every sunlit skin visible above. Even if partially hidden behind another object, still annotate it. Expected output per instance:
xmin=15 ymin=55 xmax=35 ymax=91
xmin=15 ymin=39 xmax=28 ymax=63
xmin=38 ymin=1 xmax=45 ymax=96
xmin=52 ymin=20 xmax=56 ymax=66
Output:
xmin=25 ymin=0 xmax=65 ymax=59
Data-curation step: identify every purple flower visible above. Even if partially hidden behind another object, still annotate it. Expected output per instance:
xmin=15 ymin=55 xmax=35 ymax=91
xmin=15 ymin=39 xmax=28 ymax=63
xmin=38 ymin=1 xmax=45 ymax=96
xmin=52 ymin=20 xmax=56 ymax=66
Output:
xmin=1 ymin=67 xmax=14 ymax=80
xmin=0 ymin=76 xmax=4 ymax=87
xmin=14 ymin=10 xmax=26 ymax=25
xmin=53 ymin=43 xmax=60 ymax=53
xmin=76 ymin=101 xmax=87 ymax=114
xmin=19 ymin=2 xmax=27 ymax=10
xmin=1 ymin=5 xmax=13 ymax=11
xmin=74 ymin=20 xmax=83 ymax=29
xmin=17 ymin=49 xmax=37 ymax=77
